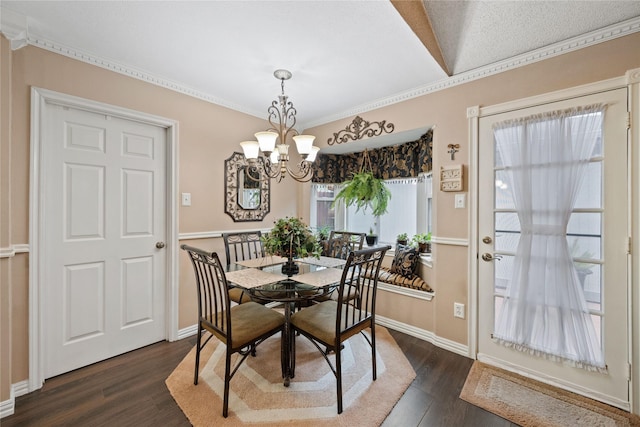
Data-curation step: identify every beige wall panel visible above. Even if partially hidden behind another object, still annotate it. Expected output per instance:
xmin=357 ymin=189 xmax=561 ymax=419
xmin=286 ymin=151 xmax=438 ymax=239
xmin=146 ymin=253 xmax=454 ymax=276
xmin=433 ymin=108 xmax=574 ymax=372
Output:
xmin=0 ymin=257 xmax=10 ymax=402
xmin=1 ymin=35 xmax=10 ymax=248
xmin=10 ymin=254 xmax=29 ymax=384
xmin=1 ymin=34 xmax=11 ymax=402
xmin=376 ymin=290 xmax=435 ymax=332
xmin=432 ymin=245 xmax=468 ymax=344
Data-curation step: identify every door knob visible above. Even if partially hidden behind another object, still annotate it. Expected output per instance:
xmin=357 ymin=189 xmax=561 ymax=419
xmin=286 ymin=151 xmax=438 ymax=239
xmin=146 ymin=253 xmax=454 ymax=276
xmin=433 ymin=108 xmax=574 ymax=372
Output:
xmin=156 ymin=242 xmax=165 ymax=249
xmin=481 ymin=253 xmax=502 ymax=261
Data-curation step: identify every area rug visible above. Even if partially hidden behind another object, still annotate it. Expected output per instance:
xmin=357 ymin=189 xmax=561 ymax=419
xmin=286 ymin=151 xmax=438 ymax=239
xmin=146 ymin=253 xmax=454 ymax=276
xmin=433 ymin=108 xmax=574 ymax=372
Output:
xmin=460 ymin=361 xmax=640 ymax=427
xmin=166 ymin=326 xmax=415 ymax=426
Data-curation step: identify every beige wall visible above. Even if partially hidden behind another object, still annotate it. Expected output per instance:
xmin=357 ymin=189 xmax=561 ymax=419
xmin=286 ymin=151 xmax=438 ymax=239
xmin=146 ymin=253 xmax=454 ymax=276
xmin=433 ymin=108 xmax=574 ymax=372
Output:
xmin=305 ymin=32 xmax=640 ymax=345
xmin=1 ymin=34 xmax=12 ymax=402
xmin=2 ymin=31 xmax=640 ymax=401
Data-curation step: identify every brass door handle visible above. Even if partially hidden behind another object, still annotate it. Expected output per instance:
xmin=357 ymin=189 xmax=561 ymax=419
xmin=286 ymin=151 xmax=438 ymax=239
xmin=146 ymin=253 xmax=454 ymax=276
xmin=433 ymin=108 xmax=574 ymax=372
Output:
xmin=481 ymin=253 xmax=502 ymax=262
xmin=156 ymin=242 xmax=166 ymax=249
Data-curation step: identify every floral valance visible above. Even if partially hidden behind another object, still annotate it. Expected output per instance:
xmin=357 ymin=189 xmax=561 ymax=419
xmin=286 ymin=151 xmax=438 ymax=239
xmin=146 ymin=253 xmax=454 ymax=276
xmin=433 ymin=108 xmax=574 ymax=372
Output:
xmin=312 ymin=129 xmax=432 ymax=184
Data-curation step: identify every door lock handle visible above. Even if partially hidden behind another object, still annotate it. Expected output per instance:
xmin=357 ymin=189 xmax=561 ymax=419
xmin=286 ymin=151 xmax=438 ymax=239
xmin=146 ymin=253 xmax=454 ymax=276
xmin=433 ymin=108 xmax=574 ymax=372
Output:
xmin=156 ymin=242 xmax=166 ymax=249
xmin=481 ymin=253 xmax=502 ymax=262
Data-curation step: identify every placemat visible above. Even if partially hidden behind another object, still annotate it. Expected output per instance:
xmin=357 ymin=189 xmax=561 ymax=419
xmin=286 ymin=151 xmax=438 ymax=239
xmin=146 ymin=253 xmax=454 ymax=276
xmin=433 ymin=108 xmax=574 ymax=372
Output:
xmin=298 ymin=256 xmax=347 ymax=268
xmin=234 ymin=255 xmax=288 ymax=268
xmin=291 ymin=268 xmax=344 ymax=287
xmin=225 ymin=268 xmax=284 ymax=289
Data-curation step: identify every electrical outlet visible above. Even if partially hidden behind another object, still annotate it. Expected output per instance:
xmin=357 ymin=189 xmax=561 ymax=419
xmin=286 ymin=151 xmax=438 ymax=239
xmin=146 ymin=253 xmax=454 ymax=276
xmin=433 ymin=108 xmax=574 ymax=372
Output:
xmin=181 ymin=192 xmax=191 ymax=206
xmin=454 ymin=302 xmax=465 ymax=319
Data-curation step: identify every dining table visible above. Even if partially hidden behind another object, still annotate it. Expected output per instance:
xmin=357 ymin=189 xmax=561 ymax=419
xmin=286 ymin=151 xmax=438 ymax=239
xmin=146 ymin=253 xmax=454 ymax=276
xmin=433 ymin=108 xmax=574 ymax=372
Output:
xmin=224 ymin=255 xmax=347 ymax=386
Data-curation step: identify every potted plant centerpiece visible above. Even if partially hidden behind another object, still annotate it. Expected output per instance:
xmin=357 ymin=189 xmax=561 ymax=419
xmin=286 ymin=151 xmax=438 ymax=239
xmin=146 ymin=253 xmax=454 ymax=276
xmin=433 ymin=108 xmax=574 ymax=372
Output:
xmin=262 ymin=217 xmax=321 ymax=276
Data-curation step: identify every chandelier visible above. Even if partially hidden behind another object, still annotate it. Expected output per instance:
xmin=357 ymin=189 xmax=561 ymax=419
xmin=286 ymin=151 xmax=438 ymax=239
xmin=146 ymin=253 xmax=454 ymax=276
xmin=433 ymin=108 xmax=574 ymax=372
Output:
xmin=240 ymin=69 xmax=319 ymax=183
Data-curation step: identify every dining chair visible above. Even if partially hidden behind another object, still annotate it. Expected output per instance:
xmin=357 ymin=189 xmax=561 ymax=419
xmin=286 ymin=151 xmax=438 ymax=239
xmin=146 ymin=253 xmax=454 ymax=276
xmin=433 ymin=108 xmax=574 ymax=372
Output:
xmin=311 ymin=231 xmax=366 ymax=305
xmin=181 ymin=244 xmax=285 ymax=418
xmin=223 ymin=231 xmax=265 ymax=304
xmin=290 ymin=245 xmax=390 ymax=414
xmin=325 ymin=230 xmax=366 ymax=259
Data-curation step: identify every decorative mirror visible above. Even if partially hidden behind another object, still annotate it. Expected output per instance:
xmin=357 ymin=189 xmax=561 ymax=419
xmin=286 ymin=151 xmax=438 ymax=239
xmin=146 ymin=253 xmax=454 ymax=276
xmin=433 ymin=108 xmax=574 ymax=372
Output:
xmin=224 ymin=152 xmax=270 ymax=222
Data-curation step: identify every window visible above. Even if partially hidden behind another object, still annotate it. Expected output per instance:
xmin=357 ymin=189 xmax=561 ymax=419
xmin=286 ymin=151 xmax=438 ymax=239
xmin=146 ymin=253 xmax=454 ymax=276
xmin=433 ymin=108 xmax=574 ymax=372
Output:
xmin=310 ymin=172 xmax=432 ymax=245
xmin=310 ymin=184 xmax=337 ymax=232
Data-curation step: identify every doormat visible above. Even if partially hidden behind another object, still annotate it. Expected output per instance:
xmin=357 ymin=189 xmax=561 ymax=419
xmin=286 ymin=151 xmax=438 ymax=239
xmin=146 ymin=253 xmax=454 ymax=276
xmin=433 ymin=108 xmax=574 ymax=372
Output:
xmin=460 ymin=361 xmax=640 ymax=427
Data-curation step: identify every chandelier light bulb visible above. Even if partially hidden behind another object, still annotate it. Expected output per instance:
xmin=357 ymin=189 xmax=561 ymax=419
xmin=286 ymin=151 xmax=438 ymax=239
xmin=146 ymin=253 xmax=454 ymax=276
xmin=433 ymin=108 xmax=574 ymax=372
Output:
xmin=293 ymin=134 xmax=315 ymax=155
xmin=307 ymin=146 xmax=320 ymax=162
xmin=240 ymin=141 xmax=260 ymax=159
xmin=270 ymin=151 xmax=280 ymax=164
xmin=255 ymin=131 xmax=278 ymax=154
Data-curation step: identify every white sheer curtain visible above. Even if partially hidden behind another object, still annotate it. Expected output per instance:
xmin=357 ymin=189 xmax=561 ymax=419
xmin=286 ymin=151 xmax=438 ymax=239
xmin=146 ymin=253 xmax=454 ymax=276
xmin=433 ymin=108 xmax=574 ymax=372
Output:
xmin=493 ymin=104 xmax=607 ymax=372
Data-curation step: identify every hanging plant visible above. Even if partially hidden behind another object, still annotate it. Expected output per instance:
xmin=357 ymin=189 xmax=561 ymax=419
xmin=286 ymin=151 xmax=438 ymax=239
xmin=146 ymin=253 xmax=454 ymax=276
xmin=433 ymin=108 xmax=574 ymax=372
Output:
xmin=332 ymin=149 xmax=391 ymax=217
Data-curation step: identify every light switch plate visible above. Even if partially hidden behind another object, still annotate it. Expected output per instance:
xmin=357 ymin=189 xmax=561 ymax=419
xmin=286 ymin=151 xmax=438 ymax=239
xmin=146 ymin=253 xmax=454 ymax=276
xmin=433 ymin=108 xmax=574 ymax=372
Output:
xmin=455 ymin=193 xmax=466 ymax=209
xmin=181 ymin=192 xmax=191 ymax=206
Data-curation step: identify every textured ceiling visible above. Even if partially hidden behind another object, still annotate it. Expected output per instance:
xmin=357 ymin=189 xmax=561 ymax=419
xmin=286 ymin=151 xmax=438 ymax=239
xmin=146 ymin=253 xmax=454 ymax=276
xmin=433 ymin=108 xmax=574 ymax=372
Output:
xmin=1 ymin=0 xmax=639 ymax=140
xmin=423 ymin=0 xmax=640 ymax=74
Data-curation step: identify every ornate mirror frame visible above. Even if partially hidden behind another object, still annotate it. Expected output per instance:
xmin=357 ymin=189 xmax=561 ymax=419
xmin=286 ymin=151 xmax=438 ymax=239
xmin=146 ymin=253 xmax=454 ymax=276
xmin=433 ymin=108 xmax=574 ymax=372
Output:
xmin=224 ymin=152 xmax=271 ymax=222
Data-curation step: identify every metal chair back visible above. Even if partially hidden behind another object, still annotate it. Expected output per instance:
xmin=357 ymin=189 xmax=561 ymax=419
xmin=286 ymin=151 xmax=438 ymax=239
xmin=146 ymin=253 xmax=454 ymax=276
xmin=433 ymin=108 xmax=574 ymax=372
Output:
xmin=222 ymin=231 xmax=265 ymax=265
xmin=326 ymin=230 xmax=366 ymax=259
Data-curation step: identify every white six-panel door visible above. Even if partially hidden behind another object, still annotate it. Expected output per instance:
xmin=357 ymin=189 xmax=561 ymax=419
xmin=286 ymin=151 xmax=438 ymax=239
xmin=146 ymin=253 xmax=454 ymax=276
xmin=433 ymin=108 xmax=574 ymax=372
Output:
xmin=42 ymin=103 xmax=167 ymax=378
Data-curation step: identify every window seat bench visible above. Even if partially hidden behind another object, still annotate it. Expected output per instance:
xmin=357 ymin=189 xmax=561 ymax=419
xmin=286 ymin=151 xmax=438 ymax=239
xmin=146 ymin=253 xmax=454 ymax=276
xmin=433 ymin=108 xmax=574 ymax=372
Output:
xmin=366 ymin=266 xmax=435 ymax=301
xmin=377 ymin=266 xmax=433 ymax=293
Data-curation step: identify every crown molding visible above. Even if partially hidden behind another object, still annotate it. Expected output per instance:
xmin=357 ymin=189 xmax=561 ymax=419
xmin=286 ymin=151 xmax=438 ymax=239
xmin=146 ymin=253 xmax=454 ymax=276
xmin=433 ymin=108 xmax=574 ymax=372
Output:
xmin=0 ymin=7 xmax=28 ymax=50
xmin=20 ymin=34 xmax=265 ymax=120
xmin=302 ymin=15 xmax=640 ymax=129
xmin=5 ymin=12 xmax=639 ymax=129
xmin=627 ymin=67 xmax=640 ymax=84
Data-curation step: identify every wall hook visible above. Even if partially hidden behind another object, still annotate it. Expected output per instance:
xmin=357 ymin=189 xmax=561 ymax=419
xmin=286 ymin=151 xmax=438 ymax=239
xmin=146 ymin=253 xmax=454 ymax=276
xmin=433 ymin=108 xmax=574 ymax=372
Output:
xmin=447 ymin=144 xmax=460 ymax=160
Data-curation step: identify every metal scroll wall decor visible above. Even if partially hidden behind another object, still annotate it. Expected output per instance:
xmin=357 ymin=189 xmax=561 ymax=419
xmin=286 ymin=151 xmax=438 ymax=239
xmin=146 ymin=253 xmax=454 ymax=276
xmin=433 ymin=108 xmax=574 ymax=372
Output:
xmin=327 ymin=115 xmax=395 ymax=146
xmin=224 ymin=152 xmax=271 ymax=222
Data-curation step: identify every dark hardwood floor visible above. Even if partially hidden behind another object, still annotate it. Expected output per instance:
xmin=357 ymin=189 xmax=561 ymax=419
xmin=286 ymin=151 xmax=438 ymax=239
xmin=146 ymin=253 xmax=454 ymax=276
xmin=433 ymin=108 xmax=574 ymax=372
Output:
xmin=3 ymin=329 xmax=517 ymax=427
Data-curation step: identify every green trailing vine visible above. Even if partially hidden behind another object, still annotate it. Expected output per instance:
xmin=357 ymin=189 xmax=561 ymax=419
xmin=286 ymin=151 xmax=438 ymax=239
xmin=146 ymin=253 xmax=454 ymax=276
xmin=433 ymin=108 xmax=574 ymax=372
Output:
xmin=332 ymin=149 xmax=391 ymax=217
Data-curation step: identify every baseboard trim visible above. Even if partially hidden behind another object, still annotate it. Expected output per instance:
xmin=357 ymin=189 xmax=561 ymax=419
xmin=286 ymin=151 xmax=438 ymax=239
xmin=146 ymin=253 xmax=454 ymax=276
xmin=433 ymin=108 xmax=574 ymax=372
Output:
xmin=177 ymin=324 xmax=198 ymax=340
xmin=0 ymin=380 xmax=28 ymax=419
xmin=12 ymin=381 xmax=29 ymax=398
xmin=0 ymin=393 xmax=14 ymax=419
xmin=375 ymin=314 xmax=470 ymax=358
